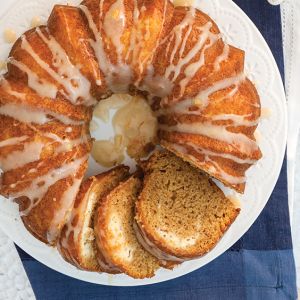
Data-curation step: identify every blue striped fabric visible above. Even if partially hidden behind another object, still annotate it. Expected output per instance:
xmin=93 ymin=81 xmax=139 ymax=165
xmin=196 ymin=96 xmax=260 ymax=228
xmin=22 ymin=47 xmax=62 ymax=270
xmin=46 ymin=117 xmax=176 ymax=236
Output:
xmin=17 ymin=0 xmax=297 ymax=299
xmin=20 ymin=249 xmax=296 ymax=299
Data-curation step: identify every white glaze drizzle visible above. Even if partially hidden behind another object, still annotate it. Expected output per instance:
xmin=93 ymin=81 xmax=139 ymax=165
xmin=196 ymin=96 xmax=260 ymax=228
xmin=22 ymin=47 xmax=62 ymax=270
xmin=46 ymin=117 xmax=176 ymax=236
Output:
xmin=8 ymin=58 xmax=58 ymax=99
xmin=47 ymin=178 xmax=82 ymax=244
xmin=0 ymin=141 xmax=44 ymax=171
xmin=0 ymin=136 xmax=28 ymax=148
xmin=140 ymin=65 xmax=173 ymax=98
xmin=159 ymin=112 xmax=258 ymax=128
xmin=141 ymin=6 xmax=242 ymax=105
xmin=0 ymin=78 xmax=26 ymax=100
xmin=160 ymin=121 xmax=258 ymax=156
xmin=80 ymin=3 xmax=132 ymax=93
xmin=103 ymin=0 xmax=126 ymax=61
xmin=60 ymin=202 xmax=83 ymax=250
xmin=143 ymin=7 xmax=223 ymax=101
xmin=165 ymin=20 xmax=219 ymax=98
xmin=134 ymin=0 xmax=172 ymax=84
xmin=133 ymin=0 xmax=169 ymax=84
xmin=0 ymin=115 xmax=87 ymax=174
xmin=41 ymin=131 xmax=89 ymax=156
xmin=163 ymin=73 xmax=246 ymax=109
xmin=55 ymin=137 xmax=87 ymax=153
xmin=178 ymin=141 xmax=256 ymax=165
xmin=16 ymin=29 xmax=96 ymax=106
xmin=155 ymin=72 xmax=257 ymax=137
xmin=143 ymin=8 xmax=198 ymax=97
xmin=177 ymin=23 xmax=220 ymax=99
xmin=36 ymin=28 xmax=96 ymax=106
xmin=0 ymin=133 xmax=85 ymax=173
xmin=214 ymin=43 xmax=230 ymax=71
xmin=171 ymin=143 xmax=246 ymax=185
xmin=133 ymin=221 xmax=185 ymax=262
xmin=16 ymin=156 xmax=86 ymax=216
xmin=150 ymin=0 xmax=168 ymax=55
xmin=0 ymin=102 xmax=83 ymax=125
xmin=125 ymin=0 xmax=140 ymax=63
xmin=209 ymin=113 xmax=258 ymax=127
xmin=0 ymin=79 xmax=85 ymax=125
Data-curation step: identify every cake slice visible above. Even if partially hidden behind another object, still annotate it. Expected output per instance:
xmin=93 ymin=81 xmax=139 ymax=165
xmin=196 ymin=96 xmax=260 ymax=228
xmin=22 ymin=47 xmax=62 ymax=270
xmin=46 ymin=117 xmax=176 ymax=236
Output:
xmin=58 ymin=166 xmax=129 ymax=271
xmin=94 ymin=175 xmax=160 ymax=279
xmin=135 ymin=150 xmax=240 ymax=262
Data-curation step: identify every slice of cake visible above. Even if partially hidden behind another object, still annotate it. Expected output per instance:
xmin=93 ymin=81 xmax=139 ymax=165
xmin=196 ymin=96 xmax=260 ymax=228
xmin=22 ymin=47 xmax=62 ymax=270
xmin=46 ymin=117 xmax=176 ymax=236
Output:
xmin=58 ymin=166 xmax=130 ymax=272
xmin=135 ymin=150 xmax=240 ymax=262
xmin=94 ymin=175 xmax=161 ymax=279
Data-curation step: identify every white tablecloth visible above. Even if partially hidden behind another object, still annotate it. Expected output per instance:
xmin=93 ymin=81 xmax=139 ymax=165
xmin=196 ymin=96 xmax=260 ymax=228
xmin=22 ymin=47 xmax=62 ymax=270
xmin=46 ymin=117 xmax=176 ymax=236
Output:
xmin=281 ymin=0 xmax=300 ymax=294
xmin=0 ymin=0 xmax=299 ymax=299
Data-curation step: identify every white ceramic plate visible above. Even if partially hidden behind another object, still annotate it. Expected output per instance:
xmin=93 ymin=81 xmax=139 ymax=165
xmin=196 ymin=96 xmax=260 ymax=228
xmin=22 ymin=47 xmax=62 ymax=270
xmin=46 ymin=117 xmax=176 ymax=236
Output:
xmin=0 ymin=0 xmax=287 ymax=286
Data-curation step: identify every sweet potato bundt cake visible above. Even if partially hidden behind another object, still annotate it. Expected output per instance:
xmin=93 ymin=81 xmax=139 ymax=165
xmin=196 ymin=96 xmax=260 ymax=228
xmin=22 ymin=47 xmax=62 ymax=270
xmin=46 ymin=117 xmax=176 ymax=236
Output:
xmin=0 ymin=0 xmax=261 ymax=252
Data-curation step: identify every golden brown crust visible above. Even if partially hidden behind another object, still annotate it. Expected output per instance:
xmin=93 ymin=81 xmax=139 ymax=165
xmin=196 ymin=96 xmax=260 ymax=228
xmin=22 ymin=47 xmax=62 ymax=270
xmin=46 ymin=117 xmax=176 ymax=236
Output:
xmin=48 ymin=5 xmax=108 ymax=98
xmin=19 ymin=154 xmax=88 ymax=245
xmin=0 ymin=79 xmax=92 ymax=122
xmin=81 ymin=0 xmax=175 ymax=85
xmin=58 ymin=175 xmax=99 ymax=270
xmin=149 ymin=7 xmax=222 ymax=101
xmin=8 ymin=27 xmax=61 ymax=93
xmin=150 ymin=6 xmax=261 ymax=193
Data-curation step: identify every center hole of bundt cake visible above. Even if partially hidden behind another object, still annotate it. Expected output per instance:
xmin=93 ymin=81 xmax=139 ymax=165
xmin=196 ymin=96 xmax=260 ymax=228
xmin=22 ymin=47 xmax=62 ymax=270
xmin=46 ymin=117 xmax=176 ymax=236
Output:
xmin=88 ymin=94 xmax=158 ymax=174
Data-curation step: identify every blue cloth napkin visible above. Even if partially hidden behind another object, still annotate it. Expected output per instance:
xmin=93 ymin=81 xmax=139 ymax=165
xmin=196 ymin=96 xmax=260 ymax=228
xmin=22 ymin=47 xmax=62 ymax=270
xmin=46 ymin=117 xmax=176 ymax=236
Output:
xmin=16 ymin=0 xmax=297 ymax=299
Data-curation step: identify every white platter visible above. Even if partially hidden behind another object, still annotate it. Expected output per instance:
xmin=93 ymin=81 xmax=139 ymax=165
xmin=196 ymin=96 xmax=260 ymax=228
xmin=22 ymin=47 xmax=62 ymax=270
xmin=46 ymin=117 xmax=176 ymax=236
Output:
xmin=0 ymin=0 xmax=287 ymax=286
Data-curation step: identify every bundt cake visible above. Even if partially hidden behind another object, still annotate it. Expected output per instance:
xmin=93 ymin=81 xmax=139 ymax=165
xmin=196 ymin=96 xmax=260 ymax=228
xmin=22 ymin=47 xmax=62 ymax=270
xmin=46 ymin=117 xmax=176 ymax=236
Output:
xmin=135 ymin=150 xmax=240 ymax=262
xmin=94 ymin=174 xmax=161 ymax=279
xmin=58 ymin=166 xmax=129 ymax=271
xmin=0 ymin=0 xmax=261 ymax=248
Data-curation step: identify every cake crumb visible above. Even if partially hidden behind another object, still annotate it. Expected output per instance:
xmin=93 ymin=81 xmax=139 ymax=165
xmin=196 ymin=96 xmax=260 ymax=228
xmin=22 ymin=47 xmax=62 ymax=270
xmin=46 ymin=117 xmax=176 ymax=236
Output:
xmin=173 ymin=0 xmax=195 ymax=7
xmin=31 ymin=16 xmax=42 ymax=28
xmin=254 ymin=130 xmax=262 ymax=143
xmin=3 ymin=28 xmax=17 ymax=43
xmin=261 ymin=107 xmax=272 ymax=119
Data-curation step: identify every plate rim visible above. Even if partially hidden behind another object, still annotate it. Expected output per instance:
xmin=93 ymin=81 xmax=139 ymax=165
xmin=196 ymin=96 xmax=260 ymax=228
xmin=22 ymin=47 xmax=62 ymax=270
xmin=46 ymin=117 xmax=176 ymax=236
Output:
xmin=0 ymin=0 xmax=287 ymax=286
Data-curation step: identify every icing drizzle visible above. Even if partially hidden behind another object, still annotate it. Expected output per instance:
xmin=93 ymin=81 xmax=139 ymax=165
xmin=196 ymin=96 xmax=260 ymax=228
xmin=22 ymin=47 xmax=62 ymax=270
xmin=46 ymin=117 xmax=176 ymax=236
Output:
xmin=0 ymin=102 xmax=83 ymax=125
xmin=80 ymin=2 xmax=132 ymax=93
xmin=15 ymin=156 xmax=86 ymax=217
xmin=171 ymin=143 xmax=246 ymax=186
xmin=47 ymin=178 xmax=82 ymax=244
xmin=160 ymin=121 xmax=258 ymax=157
